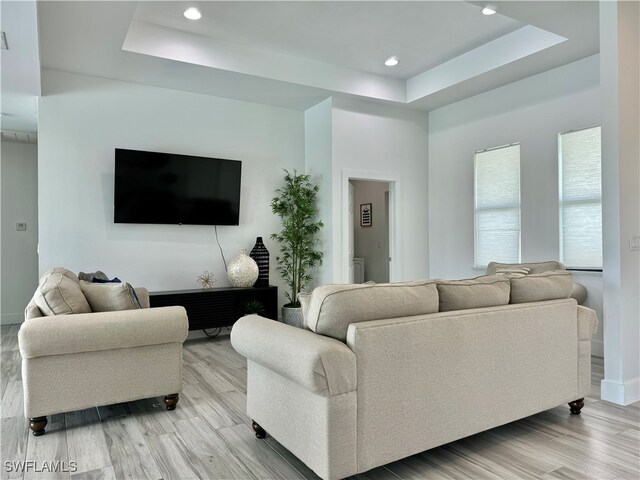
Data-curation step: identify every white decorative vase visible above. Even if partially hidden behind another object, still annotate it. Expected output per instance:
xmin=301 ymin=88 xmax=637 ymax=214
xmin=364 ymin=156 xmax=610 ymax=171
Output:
xmin=228 ymin=249 xmax=259 ymax=287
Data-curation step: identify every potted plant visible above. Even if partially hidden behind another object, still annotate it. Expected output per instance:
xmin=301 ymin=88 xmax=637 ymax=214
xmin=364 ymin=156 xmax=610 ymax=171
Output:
xmin=271 ymin=170 xmax=324 ymax=327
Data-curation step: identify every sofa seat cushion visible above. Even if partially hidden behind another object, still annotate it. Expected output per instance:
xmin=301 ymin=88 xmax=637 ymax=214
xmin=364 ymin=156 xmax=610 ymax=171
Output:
xmin=34 ymin=269 xmax=92 ymax=316
xmin=306 ymin=281 xmax=438 ymax=342
xmin=509 ymin=271 xmax=574 ymax=304
xmin=80 ymin=281 xmax=142 ymax=312
xmin=437 ymin=275 xmax=510 ymax=312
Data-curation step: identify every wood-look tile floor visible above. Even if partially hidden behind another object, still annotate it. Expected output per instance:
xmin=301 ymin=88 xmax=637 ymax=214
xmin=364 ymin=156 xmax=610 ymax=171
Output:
xmin=1 ymin=325 xmax=638 ymax=480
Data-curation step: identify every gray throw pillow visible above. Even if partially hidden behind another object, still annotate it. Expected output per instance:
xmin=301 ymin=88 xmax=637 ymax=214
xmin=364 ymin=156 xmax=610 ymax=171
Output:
xmin=78 ymin=270 xmax=109 ymax=282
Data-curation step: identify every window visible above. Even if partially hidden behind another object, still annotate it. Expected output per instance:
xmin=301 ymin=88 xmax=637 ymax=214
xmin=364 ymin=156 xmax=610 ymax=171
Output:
xmin=474 ymin=144 xmax=521 ymax=267
xmin=559 ymin=126 xmax=602 ymax=268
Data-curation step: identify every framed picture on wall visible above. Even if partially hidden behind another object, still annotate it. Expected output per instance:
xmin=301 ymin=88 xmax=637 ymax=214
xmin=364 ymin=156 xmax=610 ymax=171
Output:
xmin=360 ymin=203 xmax=372 ymax=227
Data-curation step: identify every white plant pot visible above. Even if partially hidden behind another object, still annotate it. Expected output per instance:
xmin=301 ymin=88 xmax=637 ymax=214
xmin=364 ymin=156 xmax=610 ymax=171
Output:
xmin=282 ymin=305 xmax=303 ymax=328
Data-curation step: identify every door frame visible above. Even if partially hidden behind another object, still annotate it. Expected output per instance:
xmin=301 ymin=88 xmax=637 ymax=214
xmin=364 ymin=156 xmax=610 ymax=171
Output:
xmin=341 ymin=169 xmax=401 ymax=283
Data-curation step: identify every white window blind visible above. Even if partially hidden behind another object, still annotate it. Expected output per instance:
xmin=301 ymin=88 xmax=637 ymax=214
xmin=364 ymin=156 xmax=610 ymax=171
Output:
xmin=474 ymin=144 xmax=521 ymax=267
xmin=559 ymin=126 xmax=602 ymax=268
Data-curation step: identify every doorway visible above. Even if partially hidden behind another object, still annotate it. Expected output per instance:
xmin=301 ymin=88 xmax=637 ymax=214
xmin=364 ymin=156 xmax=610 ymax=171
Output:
xmin=349 ymin=180 xmax=390 ymax=283
xmin=342 ymin=170 xmax=400 ymax=284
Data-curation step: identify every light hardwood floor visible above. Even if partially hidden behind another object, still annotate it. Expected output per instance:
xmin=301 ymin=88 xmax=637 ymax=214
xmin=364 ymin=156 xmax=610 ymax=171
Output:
xmin=1 ymin=325 xmax=638 ymax=480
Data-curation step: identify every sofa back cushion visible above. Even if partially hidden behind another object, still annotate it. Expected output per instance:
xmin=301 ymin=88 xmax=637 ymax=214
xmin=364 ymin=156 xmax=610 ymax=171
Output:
xmin=34 ymin=269 xmax=92 ymax=316
xmin=306 ymin=281 xmax=438 ymax=341
xmin=486 ymin=261 xmax=566 ymax=275
xmin=509 ymin=271 xmax=574 ymax=303
xmin=437 ymin=275 xmax=510 ymax=312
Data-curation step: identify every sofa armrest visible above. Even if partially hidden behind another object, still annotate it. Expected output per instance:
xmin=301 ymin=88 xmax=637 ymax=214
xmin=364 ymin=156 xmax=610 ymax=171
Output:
xmin=231 ymin=315 xmax=356 ymax=396
xmin=18 ymin=306 xmax=188 ymax=359
xmin=577 ymin=305 xmax=598 ymax=340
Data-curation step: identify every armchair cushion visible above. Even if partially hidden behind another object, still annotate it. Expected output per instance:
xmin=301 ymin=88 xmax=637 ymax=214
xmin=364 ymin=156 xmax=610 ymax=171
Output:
xmin=34 ymin=270 xmax=91 ymax=316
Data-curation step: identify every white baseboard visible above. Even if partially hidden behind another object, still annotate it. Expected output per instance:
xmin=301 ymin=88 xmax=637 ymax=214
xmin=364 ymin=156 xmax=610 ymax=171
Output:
xmin=601 ymin=377 xmax=640 ymax=405
xmin=1 ymin=313 xmax=23 ymax=325
xmin=591 ymin=339 xmax=604 ymax=357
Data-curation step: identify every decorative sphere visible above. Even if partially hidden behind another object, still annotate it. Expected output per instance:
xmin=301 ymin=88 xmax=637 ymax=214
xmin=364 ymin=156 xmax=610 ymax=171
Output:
xmin=228 ymin=250 xmax=259 ymax=287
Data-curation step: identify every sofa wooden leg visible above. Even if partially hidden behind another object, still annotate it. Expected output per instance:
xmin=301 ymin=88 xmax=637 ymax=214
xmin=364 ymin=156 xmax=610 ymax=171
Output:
xmin=29 ymin=416 xmax=48 ymax=436
xmin=569 ymin=398 xmax=585 ymax=415
xmin=252 ymin=420 xmax=266 ymax=439
xmin=164 ymin=393 xmax=179 ymax=411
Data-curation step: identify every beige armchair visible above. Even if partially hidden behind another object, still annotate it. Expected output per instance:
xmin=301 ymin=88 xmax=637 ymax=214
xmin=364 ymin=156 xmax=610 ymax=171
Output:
xmin=486 ymin=261 xmax=588 ymax=304
xmin=18 ymin=273 xmax=188 ymax=436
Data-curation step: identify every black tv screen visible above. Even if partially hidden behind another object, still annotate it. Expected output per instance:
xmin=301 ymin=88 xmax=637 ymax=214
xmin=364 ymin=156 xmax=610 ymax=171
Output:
xmin=114 ymin=148 xmax=241 ymax=226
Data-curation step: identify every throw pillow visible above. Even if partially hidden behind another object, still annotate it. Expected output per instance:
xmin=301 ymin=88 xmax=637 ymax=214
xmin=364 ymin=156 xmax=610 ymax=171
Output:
xmin=437 ymin=275 xmax=511 ymax=312
xmin=80 ymin=281 xmax=142 ymax=312
xmin=78 ymin=270 xmax=109 ymax=282
xmin=509 ymin=271 xmax=574 ymax=304
xmin=34 ymin=271 xmax=92 ymax=316
xmin=298 ymin=292 xmax=312 ymax=330
xmin=495 ymin=267 xmax=530 ymax=278
xmin=486 ymin=261 xmax=566 ymax=275
xmin=41 ymin=267 xmax=81 ymax=285
xmin=91 ymin=277 xmax=121 ymax=283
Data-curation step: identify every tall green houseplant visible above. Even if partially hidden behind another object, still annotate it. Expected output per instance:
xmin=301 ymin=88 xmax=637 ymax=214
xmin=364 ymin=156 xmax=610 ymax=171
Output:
xmin=271 ymin=170 xmax=324 ymax=308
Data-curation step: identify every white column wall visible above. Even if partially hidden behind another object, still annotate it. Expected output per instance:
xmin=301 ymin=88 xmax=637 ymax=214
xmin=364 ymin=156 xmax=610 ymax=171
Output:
xmin=304 ymin=98 xmax=334 ymax=289
xmin=600 ymin=0 xmax=640 ymax=405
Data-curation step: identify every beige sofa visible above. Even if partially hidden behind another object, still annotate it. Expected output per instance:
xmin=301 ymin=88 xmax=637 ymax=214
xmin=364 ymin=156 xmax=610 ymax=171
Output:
xmin=18 ymin=268 xmax=188 ymax=436
xmin=231 ymin=272 xmax=598 ymax=480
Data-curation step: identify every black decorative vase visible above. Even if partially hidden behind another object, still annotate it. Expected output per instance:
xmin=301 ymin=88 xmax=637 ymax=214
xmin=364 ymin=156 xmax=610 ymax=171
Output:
xmin=250 ymin=237 xmax=269 ymax=287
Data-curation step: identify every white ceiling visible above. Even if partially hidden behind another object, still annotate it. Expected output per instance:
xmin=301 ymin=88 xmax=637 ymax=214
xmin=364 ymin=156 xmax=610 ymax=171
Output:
xmin=0 ymin=0 xmax=40 ymax=133
xmin=3 ymin=1 xmax=600 ymax=133
xmin=132 ymin=1 xmax=525 ymax=80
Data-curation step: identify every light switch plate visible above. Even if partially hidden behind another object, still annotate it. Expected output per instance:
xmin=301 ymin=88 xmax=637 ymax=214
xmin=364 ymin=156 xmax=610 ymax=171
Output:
xmin=631 ymin=235 xmax=640 ymax=252
xmin=16 ymin=222 xmax=27 ymax=231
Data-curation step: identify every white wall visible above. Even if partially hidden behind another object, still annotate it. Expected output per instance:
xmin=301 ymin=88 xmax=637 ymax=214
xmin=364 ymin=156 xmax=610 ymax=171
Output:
xmin=429 ymin=54 xmax=600 ymax=278
xmin=352 ymin=180 xmax=389 ymax=283
xmin=38 ymin=70 xmax=304 ymax=308
xmin=1 ymin=139 xmax=38 ymax=324
xmin=428 ymin=54 xmax=603 ymax=353
xmin=331 ymin=97 xmax=430 ymax=283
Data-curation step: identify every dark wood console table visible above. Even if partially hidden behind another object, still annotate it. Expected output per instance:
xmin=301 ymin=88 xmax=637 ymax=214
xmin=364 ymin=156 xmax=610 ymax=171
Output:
xmin=150 ymin=286 xmax=278 ymax=331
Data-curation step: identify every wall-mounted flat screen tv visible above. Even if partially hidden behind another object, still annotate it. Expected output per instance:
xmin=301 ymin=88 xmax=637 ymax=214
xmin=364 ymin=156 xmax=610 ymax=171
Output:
xmin=114 ymin=148 xmax=242 ymax=226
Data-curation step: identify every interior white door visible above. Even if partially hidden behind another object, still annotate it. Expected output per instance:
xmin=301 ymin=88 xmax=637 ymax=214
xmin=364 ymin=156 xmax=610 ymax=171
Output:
xmin=348 ymin=181 xmax=355 ymax=283
xmin=384 ymin=190 xmax=390 ymax=282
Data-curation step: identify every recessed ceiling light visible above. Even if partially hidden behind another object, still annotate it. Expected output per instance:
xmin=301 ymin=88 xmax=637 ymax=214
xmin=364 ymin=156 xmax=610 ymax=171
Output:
xmin=385 ymin=56 xmax=399 ymax=67
xmin=184 ymin=7 xmax=202 ymax=20
xmin=482 ymin=5 xmax=497 ymax=15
